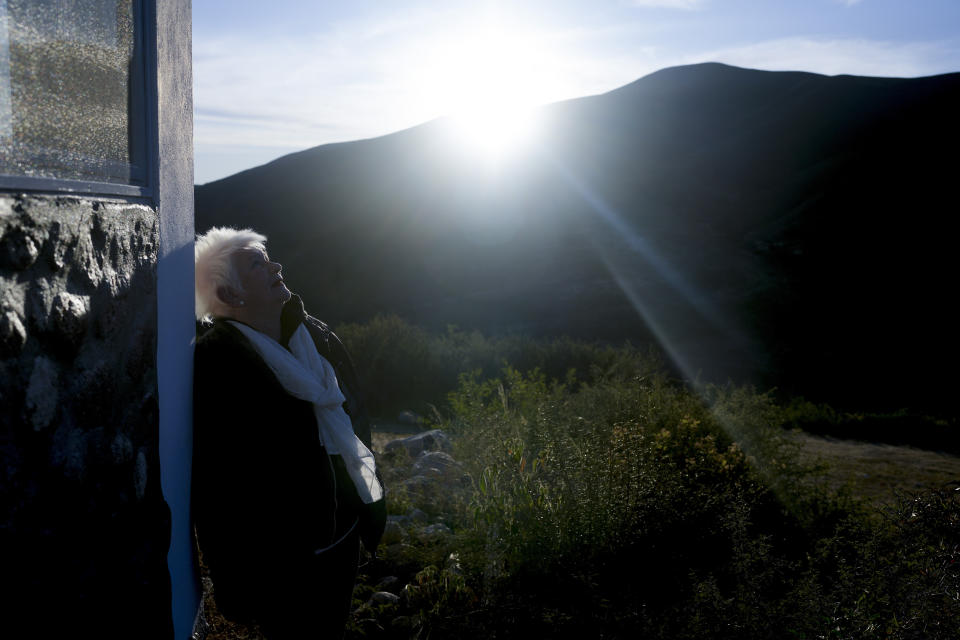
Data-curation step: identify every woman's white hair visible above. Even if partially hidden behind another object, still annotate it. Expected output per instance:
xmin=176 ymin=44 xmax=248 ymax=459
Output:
xmin=195 ymin=226 xmax=267 ymax=322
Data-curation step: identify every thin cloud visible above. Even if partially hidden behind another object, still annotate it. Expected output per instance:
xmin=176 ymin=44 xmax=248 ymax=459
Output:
xmin=193 ymin=5 xmax=959 ymax=182
xmin=192 ymin=11 xmax=644 ymax=150
xmin=194 ymin=30 xmax=956 ymax=150
xmin=193 ymin=31 xmax=954 ymax=151
xmin=627 ymin=0 xmax=705 ymax=8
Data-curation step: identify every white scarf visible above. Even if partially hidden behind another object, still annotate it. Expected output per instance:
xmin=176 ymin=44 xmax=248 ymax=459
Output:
xmin=228 ymin=321 xmax=383 ymax=504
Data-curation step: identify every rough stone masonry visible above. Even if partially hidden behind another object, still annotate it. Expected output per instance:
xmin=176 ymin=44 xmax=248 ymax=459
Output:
xmin=0 ymin=193 xmax=173 ymax=637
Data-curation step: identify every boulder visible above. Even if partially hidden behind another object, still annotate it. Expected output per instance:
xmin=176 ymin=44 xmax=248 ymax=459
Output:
xmin=401 ymin=475 xmax=439 ymax=500
xmin=376 ymin=575 xmax=400 ymax=592
xmin=385 ymin=429 xmax=452 ymax=457
xmin=407 ymin=508 xmax=428 ymax=524
xmin=416 ymin=523 xmax=452 ymax=544
xmin=369 ymin=591 xmax=400 ymax=606
xmin=412 ymin=451 xmax=461 ymax=476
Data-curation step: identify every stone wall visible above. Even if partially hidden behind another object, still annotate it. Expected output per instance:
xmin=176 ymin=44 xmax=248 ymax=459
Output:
xmin=0 ymin=193 xmax=172 ymax=637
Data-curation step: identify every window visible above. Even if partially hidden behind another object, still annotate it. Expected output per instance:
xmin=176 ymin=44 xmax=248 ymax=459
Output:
xmin=0 ymin=0 xmax=151 ymax=197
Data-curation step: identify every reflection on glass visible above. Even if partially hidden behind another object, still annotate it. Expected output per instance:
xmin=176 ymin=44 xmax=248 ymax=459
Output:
xmin=1 ymin=1 xmax=13 ymax=143
xmin=0 ymin=0 xmax=146 ymax=185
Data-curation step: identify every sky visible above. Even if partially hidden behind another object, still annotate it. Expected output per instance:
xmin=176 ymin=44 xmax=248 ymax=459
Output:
xmin=192 ymin=0 xmax=960 ymax=185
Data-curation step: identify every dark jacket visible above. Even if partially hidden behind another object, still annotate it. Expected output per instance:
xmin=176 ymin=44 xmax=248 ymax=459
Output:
xmin=192 ymin=295 xmax=384 ymax=622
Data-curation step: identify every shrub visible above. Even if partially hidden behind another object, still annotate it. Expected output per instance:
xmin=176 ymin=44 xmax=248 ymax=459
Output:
xmin=780 ymin=397 xmax=959 ymax=455
xmin=335 ymin=314 xmax=663 ymax=418
xmin=437 ymin=366 xmax=838 ymax=638
xmin=338 ymin=318 xmax=958 ymax=639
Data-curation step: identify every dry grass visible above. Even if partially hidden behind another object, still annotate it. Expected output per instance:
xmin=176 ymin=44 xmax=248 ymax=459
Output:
xmin=792 ymin=431 xmax=960 ymax=507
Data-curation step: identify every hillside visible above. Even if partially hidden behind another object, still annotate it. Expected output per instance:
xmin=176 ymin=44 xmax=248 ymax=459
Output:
xmin=195 ymin=62 xmax=960 ymax=411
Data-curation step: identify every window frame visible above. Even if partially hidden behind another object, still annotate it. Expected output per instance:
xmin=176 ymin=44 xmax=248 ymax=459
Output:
xmin=0 ymin=0 xmax=158 ymax=201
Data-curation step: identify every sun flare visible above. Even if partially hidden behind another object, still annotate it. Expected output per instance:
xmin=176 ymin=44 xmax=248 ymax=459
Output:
xmin=447 ymin=103 xmax=539 ymax=161
xmin=417 ymin=25 xmax=553 ymax=161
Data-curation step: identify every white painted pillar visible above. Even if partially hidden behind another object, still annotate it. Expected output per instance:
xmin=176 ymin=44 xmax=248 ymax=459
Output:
xmin=155 ymin=0 xmax=198 ymax=638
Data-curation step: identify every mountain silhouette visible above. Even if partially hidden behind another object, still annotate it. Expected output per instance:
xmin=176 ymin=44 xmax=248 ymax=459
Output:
xmin=195 ymin=63 xmax=959 ymax=411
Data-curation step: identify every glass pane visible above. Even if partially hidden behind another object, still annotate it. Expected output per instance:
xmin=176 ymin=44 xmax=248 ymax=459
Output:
xmin=0 ymin=0 xmax=146 ymax=185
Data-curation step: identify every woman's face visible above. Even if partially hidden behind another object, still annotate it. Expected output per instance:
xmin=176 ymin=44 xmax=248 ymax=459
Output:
xmin=231 ymin=246 xmax=291 ymax=313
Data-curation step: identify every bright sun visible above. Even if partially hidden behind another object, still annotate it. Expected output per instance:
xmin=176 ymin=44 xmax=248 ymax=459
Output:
xmin=447 ymin=102 xmax=539 ymax=161
xmin=419 ymin=26 xmax=552 ymax=161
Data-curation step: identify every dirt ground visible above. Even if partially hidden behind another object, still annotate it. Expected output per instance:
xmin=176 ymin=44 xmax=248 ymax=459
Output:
xmin=790 ymin=431 xmax=960 ymax=506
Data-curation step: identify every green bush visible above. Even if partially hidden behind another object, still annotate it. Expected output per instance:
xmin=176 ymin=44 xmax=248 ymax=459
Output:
xmin=335 ymin=314 xmax=661 ymax=418
xmin=779 ymin=397 xmax=959 ymax=454
xmin=428 ymin=367 xmax=955 ymax=638
xmin=438 ymin=366 xmax=823 ymax=637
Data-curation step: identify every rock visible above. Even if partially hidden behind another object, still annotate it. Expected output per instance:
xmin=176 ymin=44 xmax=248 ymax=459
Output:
xmin=25 ymin=356 xmax=59 ymax=431
xmin=416 ymin=523 xmax=452 ymax=544
xmin=110 ymin=433 xmax=134 ymax=464
xmin=0 ymin=228 xmax=41 ymax=269
xmin=50 ymin=291 xmax=89 ymax=343
xmin=0 ymin=310 xmax=27 ymax=355
xmin=46 ymin=220 xmax=68 ymax=270
xmin=369 ymin=591 xmax=400 ymax=606
xmin=385 ymin=429 xmax=452 ymax=457
xmin=402 ymin=474 xmax=440 ymax=499
xmin=397 ymin=409 xmax=421 ymax=425
xmin=27 ymin=278 xmax=56 ymax=333
xmin=413 ymin=451 xmax=461 ymax=476
xmin=381 ymin=519 xmax=406 ymax=545
xmin=382 ymin=542 xmax=413 ymax=560
xmin=407 ymin=508 xmax=428 ymax=524
xmin=50 ymin=420 xmax=88 ymax=480
xmin=135 ymin=450 xmax=148 ymax=501
xmin=376 ymin=576 xmax=400 ymax=592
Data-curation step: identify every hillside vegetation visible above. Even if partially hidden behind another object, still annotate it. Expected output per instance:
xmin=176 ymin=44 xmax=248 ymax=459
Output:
xmin=338 ymin=314 xmax=957 ymax=454
xmin=337 ymin=317 xmax=959 ymax=639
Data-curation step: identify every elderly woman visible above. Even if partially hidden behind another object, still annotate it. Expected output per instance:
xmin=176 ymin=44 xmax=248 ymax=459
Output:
xmin=192 ymin=227 xmax=384 ymax=639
